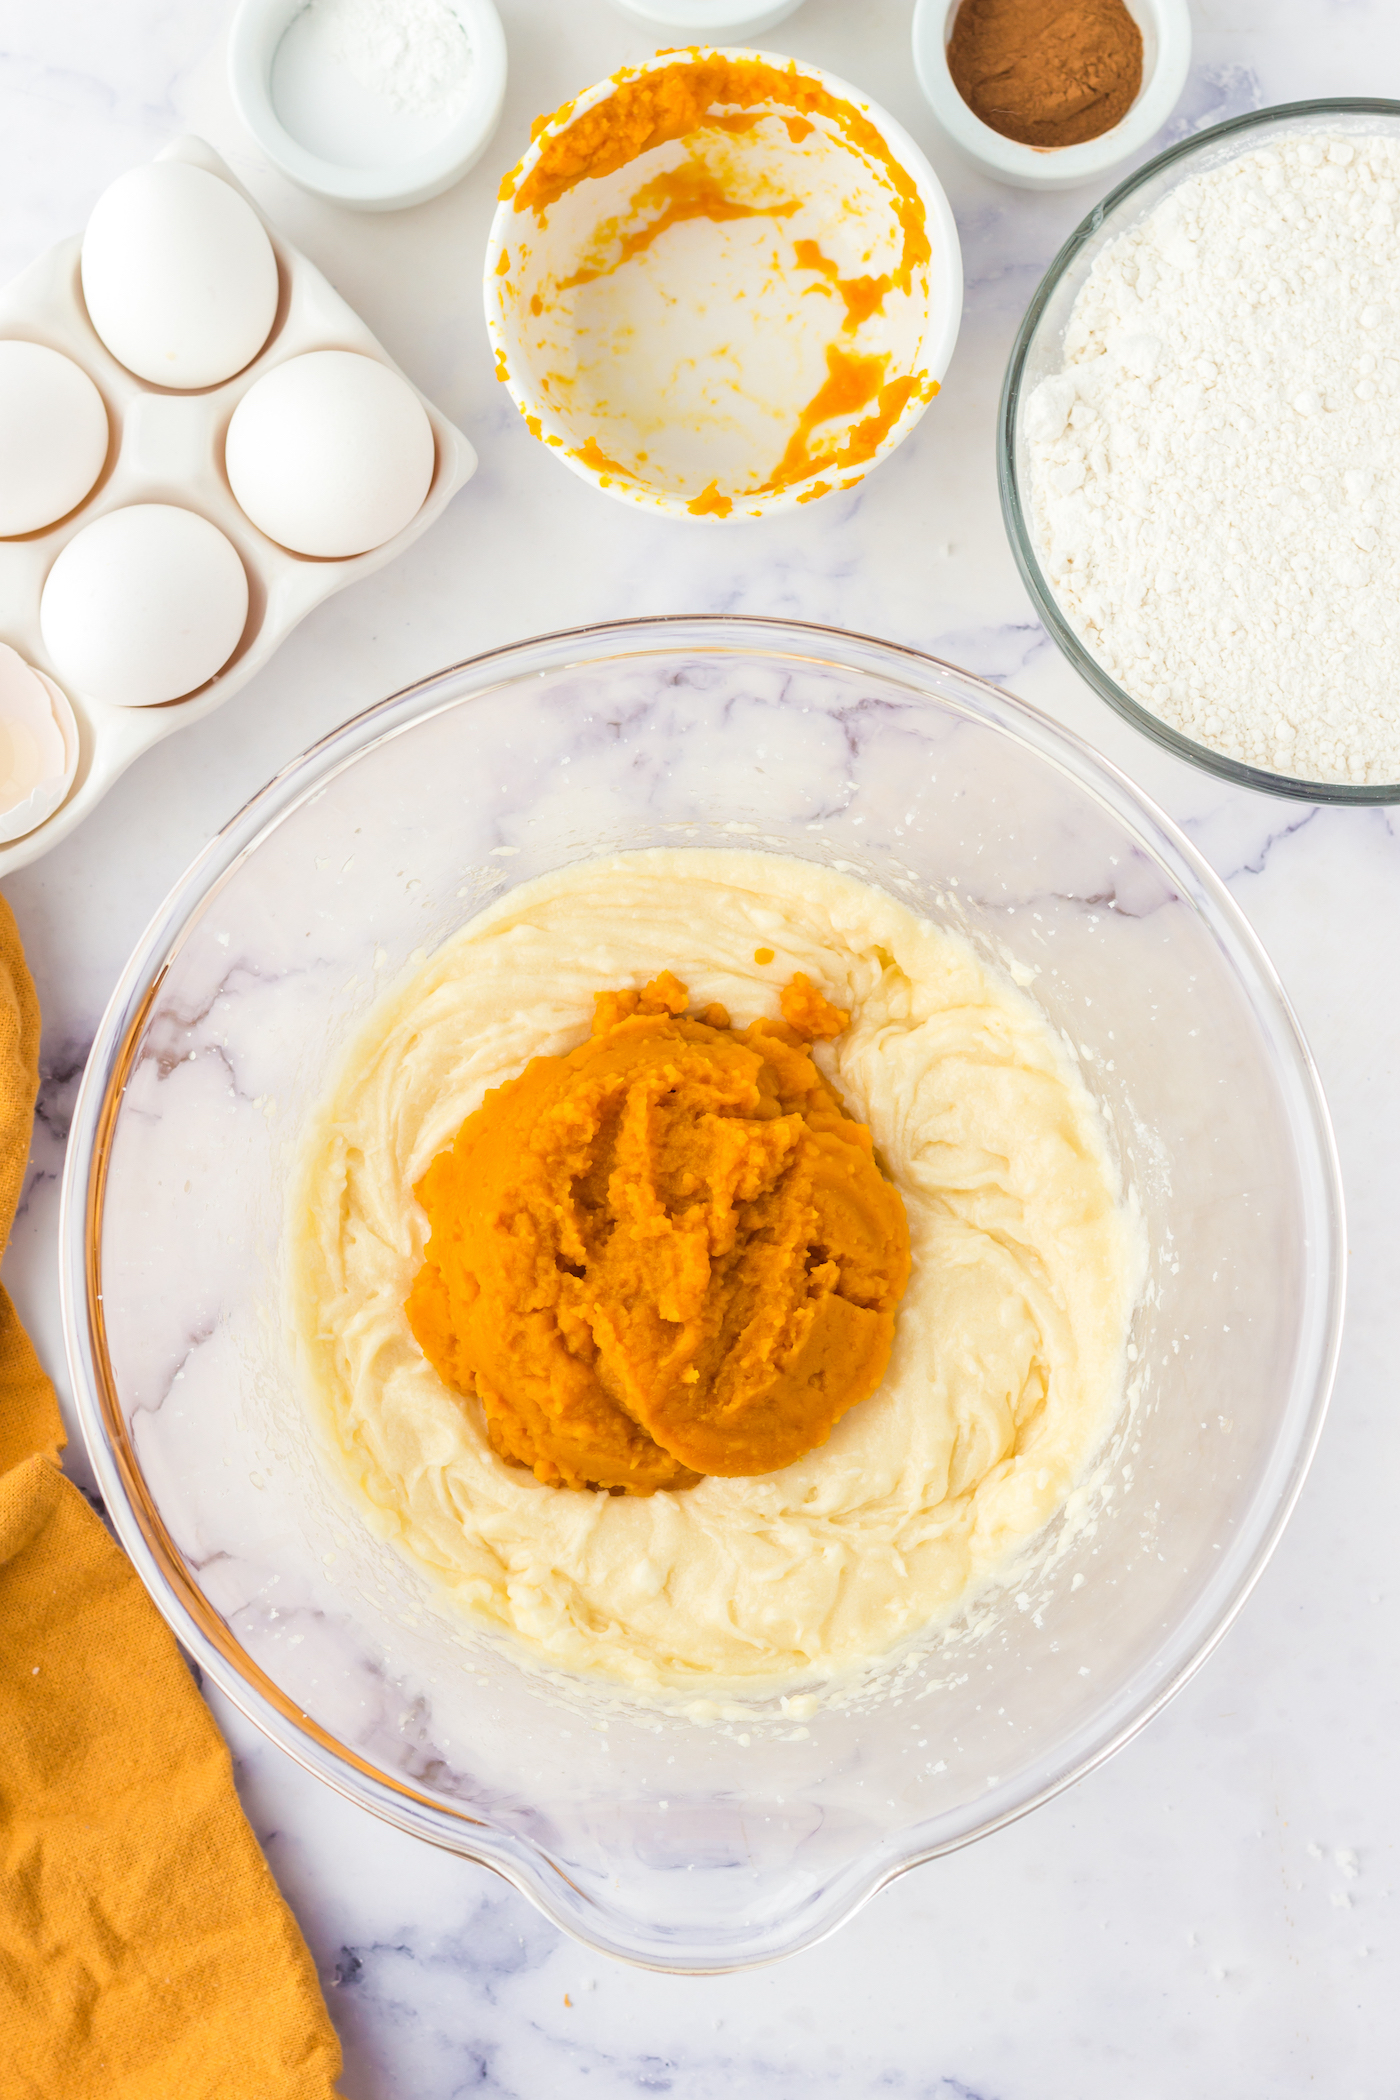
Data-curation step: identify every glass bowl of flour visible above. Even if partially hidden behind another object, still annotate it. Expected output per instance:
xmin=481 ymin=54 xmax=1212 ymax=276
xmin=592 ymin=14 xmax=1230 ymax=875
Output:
xmin=1002 ymin=100 xmax=1400 ymax=801
xmin=61 ymin=617 xmax=1342 ymax=1968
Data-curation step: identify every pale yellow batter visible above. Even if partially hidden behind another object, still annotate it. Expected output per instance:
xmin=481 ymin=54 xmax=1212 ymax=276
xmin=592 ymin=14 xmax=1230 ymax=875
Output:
xmin=290 ymin=850 xmax=1138 ymax=1691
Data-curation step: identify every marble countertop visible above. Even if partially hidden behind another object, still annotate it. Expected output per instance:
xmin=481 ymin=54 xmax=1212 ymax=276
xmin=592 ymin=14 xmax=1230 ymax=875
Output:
xmin=3 ymin=1 xmax=1397 ymax=2092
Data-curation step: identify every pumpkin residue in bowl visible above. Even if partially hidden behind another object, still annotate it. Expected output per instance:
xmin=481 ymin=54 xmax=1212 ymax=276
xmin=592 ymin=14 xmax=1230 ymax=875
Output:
xmin=767 ymin=345 xmax=921 ymax=496
xmin=492 ymin=54 xmax=943 ymax=510
xmin=406 ymin=969 xmax=911 ymax=1497
xmin=503 ymin=55 xmax=929 ymax=287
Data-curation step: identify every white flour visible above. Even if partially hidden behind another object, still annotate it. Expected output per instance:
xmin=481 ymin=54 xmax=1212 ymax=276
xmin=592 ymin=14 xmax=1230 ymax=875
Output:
xmin=310 ymin=0 xmax=474 ymax=118
xmin=1027 ymin=134 xmax=1400 ymax=786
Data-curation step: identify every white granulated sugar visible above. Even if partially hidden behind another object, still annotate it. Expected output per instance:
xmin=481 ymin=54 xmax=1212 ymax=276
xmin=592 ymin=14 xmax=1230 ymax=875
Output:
xmin=313 ymin=0 xmax=474 ymax=118
xmin=1027 ymin=134 xmax=1400 ymax=785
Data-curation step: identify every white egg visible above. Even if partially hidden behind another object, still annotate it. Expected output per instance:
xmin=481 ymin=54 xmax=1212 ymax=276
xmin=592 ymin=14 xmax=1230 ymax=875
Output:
xmin=0 ymin=644 xmax=79 ymax=842
xmin=40 ymin=504 xmax=249 ymax=708
xmin=225 ymin=350 xmax=435 ymax=557
xmin=0 ymin=341 xmax=109 ymax=537
xmin=81 ymin=162 xmax=280 ymax=390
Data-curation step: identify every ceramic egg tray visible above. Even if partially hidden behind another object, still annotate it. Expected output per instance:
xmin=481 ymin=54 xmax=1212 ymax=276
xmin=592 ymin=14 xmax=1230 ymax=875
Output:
xmin=0 ymin=135 xmax=477 ymax=875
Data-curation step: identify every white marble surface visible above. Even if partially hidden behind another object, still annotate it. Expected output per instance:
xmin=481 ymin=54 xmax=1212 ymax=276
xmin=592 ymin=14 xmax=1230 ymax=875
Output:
xmin=2 ymin=0 xmax=1398 ymax=2091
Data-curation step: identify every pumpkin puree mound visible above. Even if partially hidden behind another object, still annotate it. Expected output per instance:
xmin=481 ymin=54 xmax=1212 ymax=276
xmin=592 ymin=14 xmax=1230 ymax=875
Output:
xmin=406 ymin=970 xmax=911 ymax=1496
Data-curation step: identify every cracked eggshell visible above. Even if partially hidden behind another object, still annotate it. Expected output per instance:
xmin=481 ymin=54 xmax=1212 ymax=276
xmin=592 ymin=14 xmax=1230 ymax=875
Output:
xmin=81 ymin=161 xmax=280 ymax=389
xmin=0 ymin=341 xmax=110 ymax=536
xmin=225 ymin=350 xmax=436 ymax=557
xmin=0 ymin=645 xmax=79 ymax=842
xmin=39 ymin=503 xmax=250 ymax=707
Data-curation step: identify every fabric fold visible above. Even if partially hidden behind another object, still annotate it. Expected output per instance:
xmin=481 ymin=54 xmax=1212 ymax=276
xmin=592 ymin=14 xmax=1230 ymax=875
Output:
xmin=0 ymin=896 xmax=342 ymax=2098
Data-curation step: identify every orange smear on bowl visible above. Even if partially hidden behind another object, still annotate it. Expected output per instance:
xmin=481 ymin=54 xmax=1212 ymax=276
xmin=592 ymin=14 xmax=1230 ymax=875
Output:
xmin=793 ymin=239 xmax=892 ymax=331
xmin=573 ymin=435 xmax=632 ymax=480
xmin=507 ymin=55 xmax=931 ymax=302
xmin=555 ymin=162 xmax=800 ymax=292
xmin=687 ymin=480 xmax=733 ymax=516
xmin=502 ymin=53 xmax=939 ymax=510
xmin=759 ymin=345 xmax=924 ymax=494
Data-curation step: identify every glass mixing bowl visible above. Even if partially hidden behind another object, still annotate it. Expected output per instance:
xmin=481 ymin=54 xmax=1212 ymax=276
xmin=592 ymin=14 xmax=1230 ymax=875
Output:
xmin=61 ymin=616 xmax=1343 ymax=1971
xmin=999 ymin=99 xmax=1400 ymax=804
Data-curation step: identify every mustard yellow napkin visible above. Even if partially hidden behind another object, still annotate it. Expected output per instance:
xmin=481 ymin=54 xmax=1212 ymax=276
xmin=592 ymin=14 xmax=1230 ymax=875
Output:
xmin=0 ymin=899 xmax=343 ymax=2099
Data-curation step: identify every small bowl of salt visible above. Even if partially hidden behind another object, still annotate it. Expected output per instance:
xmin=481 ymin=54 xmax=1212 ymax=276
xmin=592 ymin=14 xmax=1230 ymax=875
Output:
xmin=229 ymin=0 xmax=507 ymax=211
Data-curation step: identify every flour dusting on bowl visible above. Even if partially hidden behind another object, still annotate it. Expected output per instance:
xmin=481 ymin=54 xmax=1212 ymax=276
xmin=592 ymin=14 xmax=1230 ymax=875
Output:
xmin=1015 ymin=111 xmax=1400 ymax=791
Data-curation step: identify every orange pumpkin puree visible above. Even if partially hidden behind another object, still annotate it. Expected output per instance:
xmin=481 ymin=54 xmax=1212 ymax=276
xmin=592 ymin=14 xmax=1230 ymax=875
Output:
xmin=556 ymin=163 xmax=800 ymax=293
xmin=573 ymin=435 xmax=631 ymax=479
xmin=501 ymin=55 xmax=936 ymax=503
xmin=406 ymin=971 xmax=910 ymax=1497
xmin=503 ymin=55 xmax=930 ymax=304
xmin=687 ymin=480 xmax=733 ymax=517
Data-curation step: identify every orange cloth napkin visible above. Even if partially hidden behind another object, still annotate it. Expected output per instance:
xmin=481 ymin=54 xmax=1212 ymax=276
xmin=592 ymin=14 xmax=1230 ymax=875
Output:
xmin=0 ymin=899 xmax=343 ymax=2098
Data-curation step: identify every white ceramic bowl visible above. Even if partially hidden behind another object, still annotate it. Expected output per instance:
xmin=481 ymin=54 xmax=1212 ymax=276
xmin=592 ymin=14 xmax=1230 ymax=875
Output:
xmin=486 ymin=48 xmax=962 ymax=519
xmin=608 ymin=0 xmax=805 ymax=33
xmin=228 ymin=0 xmax=507 ymax=211
xmin=912 ymin=0 xmax=1192 ymax=191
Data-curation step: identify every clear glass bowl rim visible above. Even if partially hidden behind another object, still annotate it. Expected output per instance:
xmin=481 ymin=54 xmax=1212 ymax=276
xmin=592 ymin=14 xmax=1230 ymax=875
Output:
xmin=58 ymin=614 xmax=1347 ymax=1971
xmin=998 ymin=96 xmax=1400 ymax=806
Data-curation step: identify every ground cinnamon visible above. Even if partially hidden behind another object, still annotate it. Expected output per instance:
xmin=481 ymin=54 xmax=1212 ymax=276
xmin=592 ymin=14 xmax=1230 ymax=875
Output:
xmin=947 ymin=0 xmax=1143 ymax=150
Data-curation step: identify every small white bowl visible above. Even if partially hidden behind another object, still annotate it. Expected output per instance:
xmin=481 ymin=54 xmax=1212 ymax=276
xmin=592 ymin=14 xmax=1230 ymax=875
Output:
xmin=486 ymin=47 xmax=962 ymax=520
xmin=607 ymin=0 xmax=805 ymax=34
xmin=228 ymin=0 xmax=507 ymax=212
xmin=912 ymin=0 xmax=1191 ymax=191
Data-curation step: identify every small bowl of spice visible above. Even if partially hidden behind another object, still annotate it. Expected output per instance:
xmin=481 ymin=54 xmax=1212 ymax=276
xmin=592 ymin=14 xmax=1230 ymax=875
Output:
xmin=486 ymin=48 xmax=962 ymax=519
xmin=912 ymin=0 xmax=1191 ymax=191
